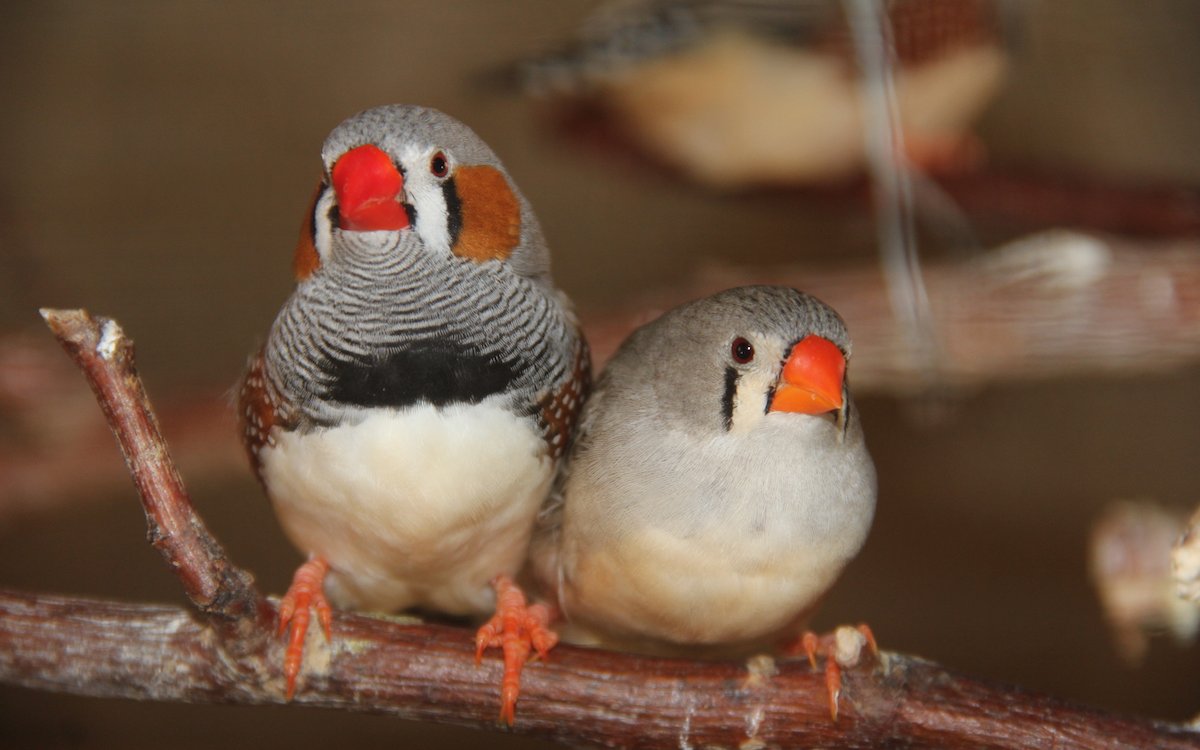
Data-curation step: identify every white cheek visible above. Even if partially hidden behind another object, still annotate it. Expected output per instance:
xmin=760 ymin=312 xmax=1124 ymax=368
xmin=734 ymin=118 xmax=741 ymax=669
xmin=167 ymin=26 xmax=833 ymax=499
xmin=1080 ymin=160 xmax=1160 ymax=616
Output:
xmin=405 ymin=173 xmax=451 ymax=256
xmin=313 ymin=187 xmax=336 ymax=262
xmin=730 ymin=338 xmax=787 ymax=433
xmin=397 ymin=144 xmax=452 ymax=257
xmin=731 ymin=369 xmax=774 ymax=432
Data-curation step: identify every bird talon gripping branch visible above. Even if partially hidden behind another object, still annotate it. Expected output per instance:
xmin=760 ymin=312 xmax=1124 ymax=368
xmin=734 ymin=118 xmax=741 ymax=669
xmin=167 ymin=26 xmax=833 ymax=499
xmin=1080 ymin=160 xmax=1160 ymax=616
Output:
xmin=476 ymin=575 xmax=558 ymax=725
xmin=793 ymin=623 xmax=879 ymax=721
xmin=276 ymin=556 xmax=332 ymax=699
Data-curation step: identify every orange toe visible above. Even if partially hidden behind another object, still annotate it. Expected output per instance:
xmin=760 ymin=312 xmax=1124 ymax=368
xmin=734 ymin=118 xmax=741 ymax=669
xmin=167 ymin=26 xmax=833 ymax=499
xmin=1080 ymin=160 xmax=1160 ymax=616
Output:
xmin=824 ymin=655 xmax=843 ymax=722
xmin=787 ymin=623 xmax=878 ymax=723
xmin=277 ymin=556 xmax=332 ymax=700
xmin=475 ymin=575 xmax=558 ymax=725
xmin=857 ymin=622 xmax=879 ymax=657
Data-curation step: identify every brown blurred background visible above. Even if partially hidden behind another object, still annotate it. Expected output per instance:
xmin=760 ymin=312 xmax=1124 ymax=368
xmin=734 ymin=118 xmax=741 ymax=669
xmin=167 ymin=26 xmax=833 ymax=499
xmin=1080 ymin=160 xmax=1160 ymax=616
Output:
xmin=1 ymin=1 xmax=1199 ymax=747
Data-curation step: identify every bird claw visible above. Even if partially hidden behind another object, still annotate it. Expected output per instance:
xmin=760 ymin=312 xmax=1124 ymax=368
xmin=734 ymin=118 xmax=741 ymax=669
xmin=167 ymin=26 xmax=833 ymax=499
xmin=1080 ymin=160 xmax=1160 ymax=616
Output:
xmin=277 ymin=556 xmax=332 ymax=700
xmin=789 ymin=623 xmax=878 ymax=722
xmin=475 ymin=575 xmax=558 ymax=725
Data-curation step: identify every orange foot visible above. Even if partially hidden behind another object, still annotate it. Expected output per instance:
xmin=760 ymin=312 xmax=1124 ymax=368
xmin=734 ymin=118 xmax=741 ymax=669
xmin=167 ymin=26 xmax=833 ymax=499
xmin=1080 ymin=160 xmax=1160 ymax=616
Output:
xmin=277 ymin=555 xmax=333 ymax=700
xmin=475 ymin=575 xmax=558 ymax=725
xmin=788 ymin=623 xmax=878 ymax=722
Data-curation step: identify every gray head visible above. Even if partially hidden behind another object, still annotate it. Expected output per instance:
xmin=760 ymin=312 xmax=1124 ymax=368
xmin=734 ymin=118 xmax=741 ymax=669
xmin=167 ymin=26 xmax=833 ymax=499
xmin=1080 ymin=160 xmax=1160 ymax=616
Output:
xmin=294 ymin=104 xmax=551 ymax=282
xmin=601 ymin=285 xmax=854 ymax=436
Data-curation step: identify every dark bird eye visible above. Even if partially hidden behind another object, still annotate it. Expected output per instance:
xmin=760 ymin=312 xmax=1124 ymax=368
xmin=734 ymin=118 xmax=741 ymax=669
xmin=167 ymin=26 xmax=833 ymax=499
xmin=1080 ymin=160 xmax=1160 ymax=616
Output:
xmin=430 ymin=151 xmax=449 ymax=178
xmin=731 ymin=337 xmax=754 ymax=364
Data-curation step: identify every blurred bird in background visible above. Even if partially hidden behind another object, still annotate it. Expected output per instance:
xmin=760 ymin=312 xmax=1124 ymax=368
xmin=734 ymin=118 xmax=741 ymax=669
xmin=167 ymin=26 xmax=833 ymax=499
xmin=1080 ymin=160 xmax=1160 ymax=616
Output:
xmin=515 ymin=0 xmax=1012 ymax=188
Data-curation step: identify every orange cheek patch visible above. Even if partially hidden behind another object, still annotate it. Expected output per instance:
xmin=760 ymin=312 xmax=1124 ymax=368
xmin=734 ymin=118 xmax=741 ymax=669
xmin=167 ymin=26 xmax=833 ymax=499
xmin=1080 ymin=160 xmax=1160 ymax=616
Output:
xmin=452 ymin=165 xmax=522 ymax=262
xmin=292 ymin=182 xmax=323 ymax=280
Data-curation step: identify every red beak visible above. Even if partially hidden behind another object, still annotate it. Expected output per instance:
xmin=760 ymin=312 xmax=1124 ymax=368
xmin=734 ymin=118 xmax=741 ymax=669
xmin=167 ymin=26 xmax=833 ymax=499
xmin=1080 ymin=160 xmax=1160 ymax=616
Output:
xmin=769 ymin=335 xmax=845 ymax=415
xmin=331 ymin=144 xmax=410 ymax=231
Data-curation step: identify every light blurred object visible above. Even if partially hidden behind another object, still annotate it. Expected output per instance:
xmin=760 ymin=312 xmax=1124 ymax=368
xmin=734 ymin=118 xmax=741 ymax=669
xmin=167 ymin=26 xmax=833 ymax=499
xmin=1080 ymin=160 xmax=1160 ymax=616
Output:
xmin=1172 ymin=506 xmax=1200 ymax=604
xmin=1089 ymin=500 xmax=1200 ymax=663
xmin=516 ymin=0 xmax=1012 ymax=187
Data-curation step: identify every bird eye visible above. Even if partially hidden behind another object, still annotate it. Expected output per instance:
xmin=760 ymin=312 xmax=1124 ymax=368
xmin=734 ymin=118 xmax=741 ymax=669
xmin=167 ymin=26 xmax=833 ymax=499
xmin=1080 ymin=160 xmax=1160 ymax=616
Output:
xmin=430 ymin=151 xmax=449 ymax=178
xmin=731 ymin=337 xmax=754 ymax=364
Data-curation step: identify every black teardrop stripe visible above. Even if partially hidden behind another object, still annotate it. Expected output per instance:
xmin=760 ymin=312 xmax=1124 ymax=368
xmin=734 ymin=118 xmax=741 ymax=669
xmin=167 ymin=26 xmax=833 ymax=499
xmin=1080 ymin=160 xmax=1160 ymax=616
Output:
xmin=308 ymin=189 xmax=320 ymax=245
xmin=320 ymin=344 xmax=519 ymax=411
xmin=721 ymin=366 xmax=738 ymax=432
xmin=441 ymin=176 xmax=463 ymax=250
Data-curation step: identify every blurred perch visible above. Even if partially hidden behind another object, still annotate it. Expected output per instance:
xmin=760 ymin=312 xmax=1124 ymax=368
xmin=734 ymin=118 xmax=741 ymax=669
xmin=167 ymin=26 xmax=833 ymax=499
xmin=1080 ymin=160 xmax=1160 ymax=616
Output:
xmin=3 ymin=230 xmax=1200 ymax=519
xmin=2 ymin=308 xmax=1198 ymax=750
xmin=938 ymin=170 xmax=1200 ymax=238
xmin=585 ymin=230 xmax=1200 ymax=390
xmin=0 ymin=332 xmax=238 ymax=521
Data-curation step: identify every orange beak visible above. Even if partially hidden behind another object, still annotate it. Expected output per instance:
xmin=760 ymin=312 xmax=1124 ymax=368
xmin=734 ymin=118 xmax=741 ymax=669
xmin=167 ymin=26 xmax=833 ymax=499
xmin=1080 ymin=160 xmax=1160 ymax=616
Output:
xmin=331 ymin=144 xmax=410 ymax=231
xmin=769 ymin=335 xmax=845 ymax=415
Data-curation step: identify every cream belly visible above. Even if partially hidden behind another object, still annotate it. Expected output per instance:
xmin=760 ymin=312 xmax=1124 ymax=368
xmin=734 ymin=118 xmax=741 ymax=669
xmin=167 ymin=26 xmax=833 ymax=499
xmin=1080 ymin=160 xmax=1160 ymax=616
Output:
xmin=260 ymin=399 xmax=552 ymax=617
xmin=562 ymin=524 xmax=851 ymax=649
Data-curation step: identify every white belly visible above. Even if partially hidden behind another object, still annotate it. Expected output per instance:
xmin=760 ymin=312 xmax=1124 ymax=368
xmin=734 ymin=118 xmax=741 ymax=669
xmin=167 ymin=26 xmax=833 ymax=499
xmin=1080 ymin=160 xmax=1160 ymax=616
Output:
xmin=562 ymin=524 xmax=846 ymax=648
xmin=260 ymin=399 xmax=552 ymax=617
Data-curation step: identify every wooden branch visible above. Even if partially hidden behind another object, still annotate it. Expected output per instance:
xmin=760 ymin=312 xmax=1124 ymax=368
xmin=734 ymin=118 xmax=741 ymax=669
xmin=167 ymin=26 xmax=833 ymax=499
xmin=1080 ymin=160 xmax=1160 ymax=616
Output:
xmin=1 ymin=308 xmax=1197 ymax=748
xmin=38 ymin=309 xmax=271 ymax=645
xmin=3 ymin=588 xmax=1198 ymax=750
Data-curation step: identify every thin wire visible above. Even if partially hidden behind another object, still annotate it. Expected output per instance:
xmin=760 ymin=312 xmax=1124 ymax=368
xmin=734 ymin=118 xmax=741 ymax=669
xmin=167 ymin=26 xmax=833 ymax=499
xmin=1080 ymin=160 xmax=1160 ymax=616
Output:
xmin=844 ymin=0 xmax=941 ymax=384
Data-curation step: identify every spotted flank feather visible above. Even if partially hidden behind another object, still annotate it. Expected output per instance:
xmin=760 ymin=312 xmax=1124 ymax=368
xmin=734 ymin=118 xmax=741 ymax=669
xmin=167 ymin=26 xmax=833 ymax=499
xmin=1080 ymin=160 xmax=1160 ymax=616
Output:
xmin=237 ymin=349 xmax=295 ymax=479
xmin=539 ymin=335 xmax=591 ymax=461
